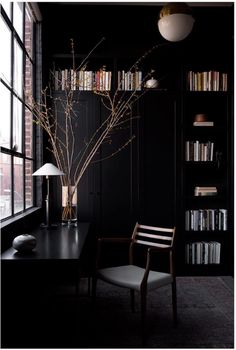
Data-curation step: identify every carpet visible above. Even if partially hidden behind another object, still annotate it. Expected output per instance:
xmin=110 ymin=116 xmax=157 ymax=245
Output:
xmin=3 ymin=276 xmax=233 ymax=348
xmin=41 ymin=276 xmax=234 ymax=348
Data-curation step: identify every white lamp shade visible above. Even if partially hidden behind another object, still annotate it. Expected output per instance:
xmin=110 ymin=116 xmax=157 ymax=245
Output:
xmin=158 ymin=13 xmax=195 ymax=42
xmin=32 ymin=163 xmax=64 ymax=176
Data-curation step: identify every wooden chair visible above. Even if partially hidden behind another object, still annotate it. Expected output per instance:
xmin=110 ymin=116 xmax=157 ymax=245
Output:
xmin=92 ymin=222 xmax=177 ymax=342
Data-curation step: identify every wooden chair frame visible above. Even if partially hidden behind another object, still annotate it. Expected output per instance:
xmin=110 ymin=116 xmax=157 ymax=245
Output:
xmin=92 ymin=223 xmax=177 ymax=343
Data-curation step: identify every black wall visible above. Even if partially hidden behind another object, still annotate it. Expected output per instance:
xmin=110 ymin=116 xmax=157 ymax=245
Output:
xmin=37 ymin=2 xmax=234 ymax=237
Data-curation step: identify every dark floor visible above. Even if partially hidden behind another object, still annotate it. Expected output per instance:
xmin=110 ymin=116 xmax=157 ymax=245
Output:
xmin=1 ymin=276 xmax=234 ymax=348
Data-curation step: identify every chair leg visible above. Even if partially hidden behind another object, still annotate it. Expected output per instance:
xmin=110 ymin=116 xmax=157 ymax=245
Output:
xmin=92 ymin=276 xmax=97 ymax=305
xmin=75 ymin=277 xmax=80 ymax=295
xmin=172 ymin=279 xmax=177 ymax=326
xmin=140 ymin=290 xmax=147 ymax=345
xmin=130 ymin=289 xmax=135 ymax=312
xmin=87 ymin=277 xmax=91 ymax=296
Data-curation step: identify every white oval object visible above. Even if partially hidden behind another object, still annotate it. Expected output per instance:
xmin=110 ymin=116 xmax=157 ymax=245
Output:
xmin=12 ymin=234 xmax=37 ymax=252
xmin=146 ymin=78 xmax=159 ymax=89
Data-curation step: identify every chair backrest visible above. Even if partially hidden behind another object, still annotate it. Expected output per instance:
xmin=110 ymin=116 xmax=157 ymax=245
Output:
xmin=129 ymin=223 xmax=176 ymax=272
xmin=131 ymin=222 xmax=176 ymax=249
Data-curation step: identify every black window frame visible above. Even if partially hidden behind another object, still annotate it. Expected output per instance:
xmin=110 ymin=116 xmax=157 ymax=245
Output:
xmin=0 ymin=2 xmax=40 ymax=223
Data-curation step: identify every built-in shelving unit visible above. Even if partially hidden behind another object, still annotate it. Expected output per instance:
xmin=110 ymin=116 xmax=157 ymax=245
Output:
xmin=179 ymin=64 xmax=233 ymax=275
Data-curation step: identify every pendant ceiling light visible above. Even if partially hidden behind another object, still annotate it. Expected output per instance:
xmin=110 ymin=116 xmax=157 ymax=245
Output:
xmin=158 ymin=2 xmax=195 ymax=42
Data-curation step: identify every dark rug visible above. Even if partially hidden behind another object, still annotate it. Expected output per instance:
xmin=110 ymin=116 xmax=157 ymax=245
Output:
xmin=2 ymin=276 xmax=233 ymax=348
xmin=40 ymin=276 xmax=234 ymax=348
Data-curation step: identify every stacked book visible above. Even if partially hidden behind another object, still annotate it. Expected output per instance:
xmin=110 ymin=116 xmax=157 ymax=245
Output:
xmin=117 ymin=70 xmax=142 ymax=91
xmin=185 ymin=209 xmax=228 ymax=231
xmin=193 ymin=120 xmax=214 ymax=127
xmin=194 ymin=186 xmax=217 ymax=196
xmin=185 ymin=140 xmax=214 ymax=161
xmin=187 ymin=70 xmax=228 ymax=91
xmin=53 ymin=68 xmax=112 ymax=91
xmin=185 ymin=241 xmax=221 ymax=264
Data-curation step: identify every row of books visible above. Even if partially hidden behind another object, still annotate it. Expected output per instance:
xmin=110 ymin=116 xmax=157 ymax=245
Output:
xmin=185 ymin=241 xmax=221 ymax=264
xmin=194 ymin=186 xmax=217 ymax=196
xmin=187 ymin=71 xmax=228 ymax=91
xmin=185 ymin=141 xmax=214 ymax=161
xmin=117 ymin=70 xmax=142 ymax=91
xmin=185 ymin=209 xmax=228 ymax=231
xmin=53 ymin=69 xmax=112 ymax=91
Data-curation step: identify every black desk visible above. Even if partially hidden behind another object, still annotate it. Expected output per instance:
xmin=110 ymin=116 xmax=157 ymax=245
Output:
xmin=1 ymin=223 xmax=92 ymax=348
xmin=1 ymin=222 xmax=90 ymax=260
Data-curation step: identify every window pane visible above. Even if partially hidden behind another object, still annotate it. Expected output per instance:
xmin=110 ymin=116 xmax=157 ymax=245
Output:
xmin=25 ymin=57 xmax=33 ymax=157
xmin=25 ymin=109 xmax=33 ymax=157
xmin=14 ymin=156 xmax=23 ymax=213
xmin=25 ymin=159 xmax=33 ymax=208
xmin=0 ymin=152 xmax=12 ymax=219
xmin=1 ymin=1 xmax=11 ymax=19
xmin=13 ymin=39 xmax=23 ymax=97
xmin=25 ymin=5 xmax=33 ymax=58
xmin=13 ymin=96 xmax=22 ymax=153
xmin=0 ymin=15 xmax=11 ymax=85
xmin=0 ymin=82 xmax=11 ymax=149
xmin=13 ymin=2 xmax=23 ymax=40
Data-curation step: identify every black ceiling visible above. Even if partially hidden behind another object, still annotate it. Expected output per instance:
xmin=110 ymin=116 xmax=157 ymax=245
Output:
xmin=37 ymin=2 xmax=234 ymax=64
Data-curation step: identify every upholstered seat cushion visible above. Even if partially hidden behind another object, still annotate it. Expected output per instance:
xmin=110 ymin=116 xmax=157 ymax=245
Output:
xmin=98 ymin=265 xmax=173 ymax=291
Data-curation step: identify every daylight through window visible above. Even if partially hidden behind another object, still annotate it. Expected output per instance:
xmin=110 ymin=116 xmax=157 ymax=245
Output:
xmin=0 ymin=2 xmax=36 ymax=220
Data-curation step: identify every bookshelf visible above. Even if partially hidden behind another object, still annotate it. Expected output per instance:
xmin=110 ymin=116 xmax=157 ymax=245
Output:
xmin=50 ymin=53 xmax=174 ymax=93
xmin=178 ymin=64 xmax=233 ymax=275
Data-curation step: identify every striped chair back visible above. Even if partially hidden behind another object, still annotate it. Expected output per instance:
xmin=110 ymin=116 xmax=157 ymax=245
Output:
xmin=132 ymin=223 xmax=176 ymax=249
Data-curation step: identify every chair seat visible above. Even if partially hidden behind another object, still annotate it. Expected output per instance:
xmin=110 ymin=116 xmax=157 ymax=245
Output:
xmin=98 ymin=264 xmax=173 ymax=291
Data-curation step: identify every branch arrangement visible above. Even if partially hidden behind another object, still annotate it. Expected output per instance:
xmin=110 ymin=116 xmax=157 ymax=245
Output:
xmin=25 ymin=39 xmax=165 ymax=222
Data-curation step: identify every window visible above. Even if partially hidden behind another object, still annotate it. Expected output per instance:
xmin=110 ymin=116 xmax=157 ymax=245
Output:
xmin=0 ymin=3 xmax=37 ymax=220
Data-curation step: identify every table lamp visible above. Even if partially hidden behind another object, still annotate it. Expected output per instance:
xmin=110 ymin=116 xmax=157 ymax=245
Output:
xmin=32 ymin=163 xmax=64 ymax=229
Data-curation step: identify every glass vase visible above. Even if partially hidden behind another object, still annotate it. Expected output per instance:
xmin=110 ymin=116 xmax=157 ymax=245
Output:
xmin=61 ymin=185 xmax=78 ymax=226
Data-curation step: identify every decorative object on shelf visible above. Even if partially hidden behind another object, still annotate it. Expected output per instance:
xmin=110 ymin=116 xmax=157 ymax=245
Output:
xmin=12 ymin=234 xmax=37 ymax=253
xmin=62 ymin=185 xmax=78 ymax=226
xmin=194 ymin=113 xmax=207 ymax=122
xmin=145 ymin=77 xmax=159 ymax=89
xmin=158 ymin=2 xmax=195 ymax=42
xmin=32 ymin=163 xmax=64 ymax=229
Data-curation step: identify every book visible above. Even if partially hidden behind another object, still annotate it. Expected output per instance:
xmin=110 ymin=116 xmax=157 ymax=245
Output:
xmin=185 ymin=241 xmax=221 ymax=265
xmin=193 ymin=121 xmax=214 ymax=127
xmin=194 ymin=186 xmax=217 ymax=196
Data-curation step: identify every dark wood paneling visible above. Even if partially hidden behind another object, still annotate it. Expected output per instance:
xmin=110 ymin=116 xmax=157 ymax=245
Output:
xmin=139 ymin=91 xmax=177 ymax=227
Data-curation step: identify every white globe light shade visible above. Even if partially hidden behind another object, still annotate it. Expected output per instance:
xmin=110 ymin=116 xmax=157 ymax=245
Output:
xmin=158 ymin=13 xmax=195 ymax=42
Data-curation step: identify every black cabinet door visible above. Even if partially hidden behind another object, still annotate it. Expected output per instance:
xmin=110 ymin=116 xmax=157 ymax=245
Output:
xmin=98 ymin=100 xmax=139 ymax=235
xmin=139 ymin=92 xmax=177 ymax=227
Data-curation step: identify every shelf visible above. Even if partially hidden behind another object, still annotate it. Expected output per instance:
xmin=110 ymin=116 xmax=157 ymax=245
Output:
xmin=184 ymin=161 xmax=217 ymax=165
xmin=185 ymin=90 xmax=229 ymax=95
xmin=184 ymin=230 xmax=228 ymax=235
xmin=179 ymin=64 xmax=232 ymax=276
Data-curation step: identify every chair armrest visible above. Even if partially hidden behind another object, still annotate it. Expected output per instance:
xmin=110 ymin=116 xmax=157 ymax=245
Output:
xmin=146 ymin=246 xmax=175 ymax=276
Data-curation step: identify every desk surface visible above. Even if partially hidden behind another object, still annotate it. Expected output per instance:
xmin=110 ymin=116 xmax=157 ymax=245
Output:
xmin=1 ymin=222 xmax=90 ymax=260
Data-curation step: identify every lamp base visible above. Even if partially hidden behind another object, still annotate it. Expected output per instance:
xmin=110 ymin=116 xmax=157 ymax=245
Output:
xmin=40 ymin=223 xmax=58 ymax=230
